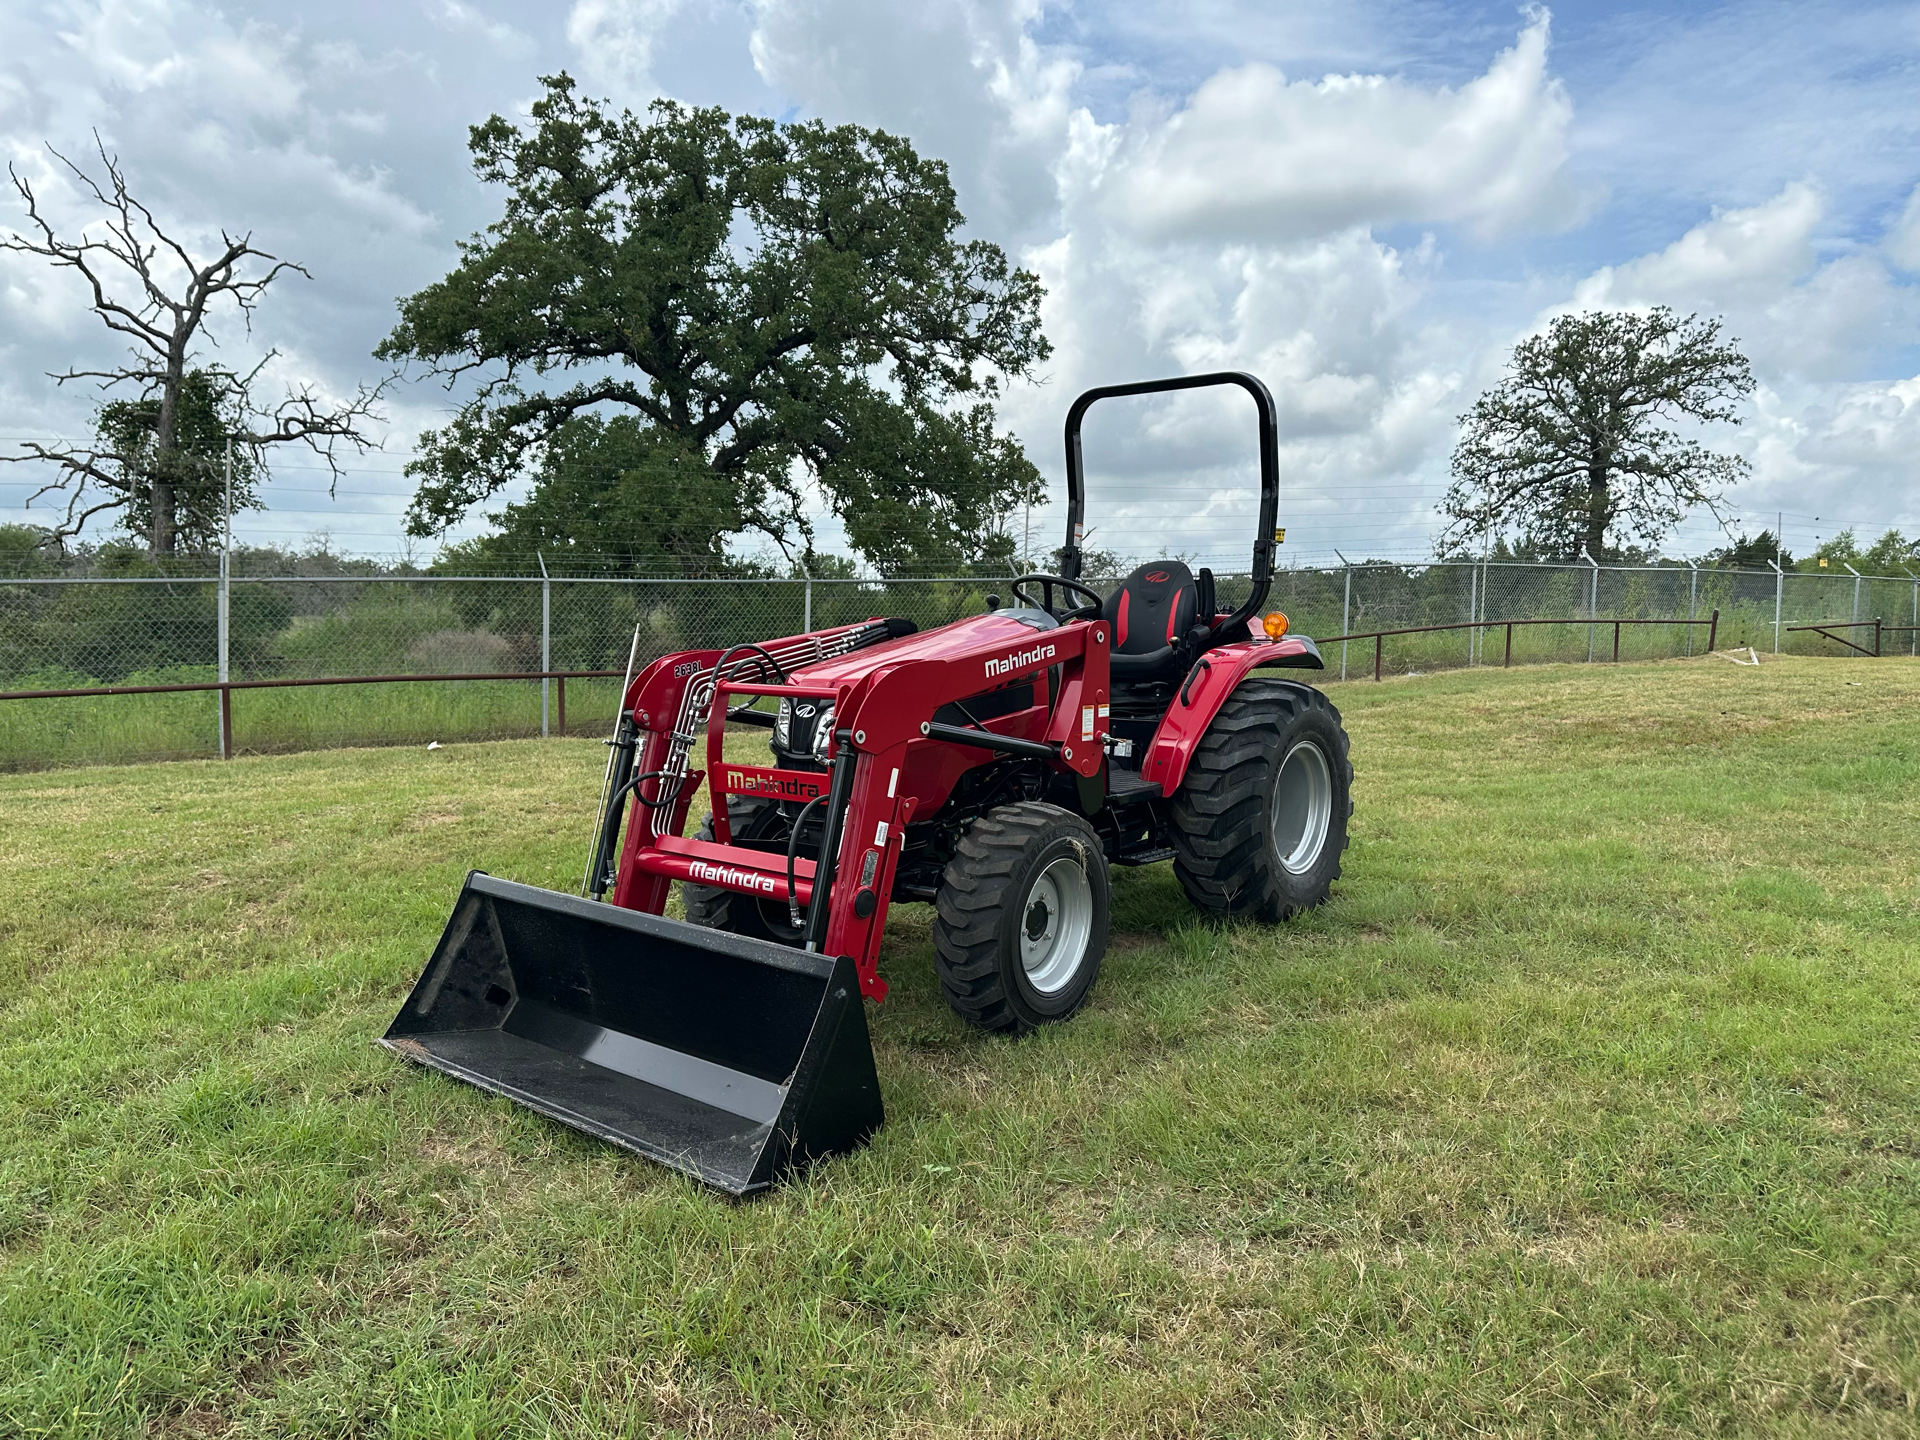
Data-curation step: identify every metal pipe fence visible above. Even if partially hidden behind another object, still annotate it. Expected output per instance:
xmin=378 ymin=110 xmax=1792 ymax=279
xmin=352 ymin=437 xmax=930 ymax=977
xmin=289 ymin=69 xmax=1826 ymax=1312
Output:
xmin=1320 ymin=611 xmax=1720 ymax=683
xmin=2 ymin=560 xmax=1914 ymax=770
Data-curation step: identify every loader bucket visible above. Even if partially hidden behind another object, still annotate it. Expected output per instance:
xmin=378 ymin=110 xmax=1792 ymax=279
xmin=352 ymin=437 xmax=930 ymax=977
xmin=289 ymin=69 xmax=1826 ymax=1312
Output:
xmin=381 ymin=873 xmax=883 ymax=1195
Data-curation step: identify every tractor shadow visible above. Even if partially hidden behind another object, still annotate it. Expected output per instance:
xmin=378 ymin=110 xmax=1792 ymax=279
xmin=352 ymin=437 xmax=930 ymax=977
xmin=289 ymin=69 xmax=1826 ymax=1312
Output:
xmin=868 ymin=859 xmax=1462 ymax=1076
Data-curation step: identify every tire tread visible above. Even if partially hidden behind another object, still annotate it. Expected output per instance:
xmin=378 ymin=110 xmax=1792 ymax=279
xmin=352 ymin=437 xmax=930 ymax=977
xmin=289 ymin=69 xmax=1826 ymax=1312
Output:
xmin=1168 ymin=678 xmax=1354 ymax=920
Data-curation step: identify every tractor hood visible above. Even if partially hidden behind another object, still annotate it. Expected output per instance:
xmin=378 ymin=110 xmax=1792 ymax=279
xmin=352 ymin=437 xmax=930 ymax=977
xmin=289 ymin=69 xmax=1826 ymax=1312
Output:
xmin=786 ymin=610 xmax=1061 ymax=690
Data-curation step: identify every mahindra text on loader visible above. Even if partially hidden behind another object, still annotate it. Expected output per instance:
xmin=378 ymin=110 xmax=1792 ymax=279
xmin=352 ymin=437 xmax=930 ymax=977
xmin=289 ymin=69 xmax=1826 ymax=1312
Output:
xmin=382 ymin=373 xmax=1355 ymax=1194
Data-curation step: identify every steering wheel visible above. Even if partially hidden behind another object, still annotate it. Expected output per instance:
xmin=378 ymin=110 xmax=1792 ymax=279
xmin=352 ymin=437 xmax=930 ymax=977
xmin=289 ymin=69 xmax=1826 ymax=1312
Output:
xmin=1009 ymin=573 xmax=1106 ymax=622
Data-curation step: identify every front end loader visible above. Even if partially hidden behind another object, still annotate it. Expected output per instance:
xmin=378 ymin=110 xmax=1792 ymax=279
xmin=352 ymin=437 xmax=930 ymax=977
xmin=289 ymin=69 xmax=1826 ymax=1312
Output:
xmin=382 ymin=372 xmax=1354 ymax=1194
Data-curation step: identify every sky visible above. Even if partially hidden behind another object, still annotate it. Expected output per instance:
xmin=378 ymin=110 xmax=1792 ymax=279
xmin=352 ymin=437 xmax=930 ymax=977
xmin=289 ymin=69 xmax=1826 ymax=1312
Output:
xmin=1 ymin=0 xmax=1917 ymax=573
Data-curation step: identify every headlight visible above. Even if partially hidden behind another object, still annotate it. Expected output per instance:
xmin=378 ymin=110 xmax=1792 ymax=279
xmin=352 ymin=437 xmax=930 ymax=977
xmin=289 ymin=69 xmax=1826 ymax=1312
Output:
xmin=773 ymin=698 xmax=792 ymax=750
xmin=811 ymin=704 xmax=836 ymax=762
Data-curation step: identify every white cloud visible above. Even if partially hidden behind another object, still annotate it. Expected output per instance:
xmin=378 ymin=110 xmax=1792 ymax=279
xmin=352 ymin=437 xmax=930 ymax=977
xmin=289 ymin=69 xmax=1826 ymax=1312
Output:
xmin=566 ymin=0 xmax=687 ymax=97
xmin=1573 ymin=182 xmax=1821 ymax=309
xmin=1887 ymin=182 xmax=1920 ymax=273
xmin=1569 ymin=182 xmax=1920 ymax=382
xmin=748 ymin=0 xmax=1076 ymax=242
xmin=747 ymin=8 xmax=1582 ymax=564
xmin=1793 ymin=378 xmax=1920 ymax=471
xmin=1080 ymin=14 xmax=1585 ymax=245
xmin=437 ymin=1 xmax=536 ymax=55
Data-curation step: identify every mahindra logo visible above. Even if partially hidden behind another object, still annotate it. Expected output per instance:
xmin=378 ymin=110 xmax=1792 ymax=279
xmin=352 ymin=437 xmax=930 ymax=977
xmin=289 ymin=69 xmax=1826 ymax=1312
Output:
xmin=1145 ymin=570 xmax=1169 ymax=582
xmin=984 ymin=641 xmax=1057 ymax=678
xmin=726 ymin=769 xmax=822 ymax=799
xmin=689 ymin=859 xmax=777 ymax=894
xmin=794 ymin=702 xmax=817 ymax=718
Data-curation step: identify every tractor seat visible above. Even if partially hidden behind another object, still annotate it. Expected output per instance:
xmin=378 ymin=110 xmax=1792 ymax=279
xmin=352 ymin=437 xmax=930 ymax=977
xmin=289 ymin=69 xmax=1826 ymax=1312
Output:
xmin=1101 ymin=561 xmax=1199 ymax=681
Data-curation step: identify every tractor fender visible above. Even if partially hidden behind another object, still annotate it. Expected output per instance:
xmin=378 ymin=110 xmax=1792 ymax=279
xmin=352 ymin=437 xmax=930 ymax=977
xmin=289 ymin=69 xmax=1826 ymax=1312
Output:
xmin=1137 ymin=637 xmax=1324 ymax=796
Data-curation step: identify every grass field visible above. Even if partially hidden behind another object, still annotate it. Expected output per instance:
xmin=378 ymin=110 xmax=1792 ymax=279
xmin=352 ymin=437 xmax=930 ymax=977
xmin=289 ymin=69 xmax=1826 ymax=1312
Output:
xmin=2 ymin=656 xmax=1917 ymax=1436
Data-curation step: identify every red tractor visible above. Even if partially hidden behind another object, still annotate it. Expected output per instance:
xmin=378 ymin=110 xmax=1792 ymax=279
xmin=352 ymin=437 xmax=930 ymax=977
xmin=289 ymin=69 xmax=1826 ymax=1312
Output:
xmin=384 ymin=373 xmax=1353 ymax=1193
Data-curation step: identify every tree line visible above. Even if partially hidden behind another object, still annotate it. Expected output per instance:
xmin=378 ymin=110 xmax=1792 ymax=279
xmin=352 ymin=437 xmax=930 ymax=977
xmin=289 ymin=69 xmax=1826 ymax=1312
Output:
xmin=5 ymin=81 xmax=1907 ymax=579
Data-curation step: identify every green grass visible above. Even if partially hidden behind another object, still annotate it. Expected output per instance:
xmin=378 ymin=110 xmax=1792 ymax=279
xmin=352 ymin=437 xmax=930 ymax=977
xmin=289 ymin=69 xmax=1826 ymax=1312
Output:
xmin=2 ymin=655 xmax=1917 ymax=1436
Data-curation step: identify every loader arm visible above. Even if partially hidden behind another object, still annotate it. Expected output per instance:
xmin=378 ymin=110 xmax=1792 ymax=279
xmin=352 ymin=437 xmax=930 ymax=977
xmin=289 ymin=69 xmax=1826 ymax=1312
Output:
xmin=612 ymin=613 xmax=1112 ymax=1003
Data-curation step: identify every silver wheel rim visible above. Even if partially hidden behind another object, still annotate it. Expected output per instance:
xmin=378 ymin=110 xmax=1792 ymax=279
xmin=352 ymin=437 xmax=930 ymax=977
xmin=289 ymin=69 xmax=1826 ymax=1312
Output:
xmin=1019 ymin=854 xmax=1094 ymax=995
xmin=1271 ymin=739 xmax=1333 ymax=876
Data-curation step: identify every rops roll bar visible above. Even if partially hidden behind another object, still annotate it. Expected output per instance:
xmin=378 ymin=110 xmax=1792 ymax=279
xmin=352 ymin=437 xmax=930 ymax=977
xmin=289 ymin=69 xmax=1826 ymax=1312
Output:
xmin=1060 ymin=371 xmax=1280 ymax=642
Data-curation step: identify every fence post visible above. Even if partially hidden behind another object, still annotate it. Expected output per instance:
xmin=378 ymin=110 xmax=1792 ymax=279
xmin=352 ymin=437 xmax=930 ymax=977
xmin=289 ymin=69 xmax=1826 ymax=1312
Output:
xmin=1467 ymin=556 xmax=1478 ymax=666
xmin=1770 ymin=559 xmax=1783 ymax=653
xmin=1875 ymin=617 xmax=1881 ymax=657
xmin=1336 ymin=551 xmax=1351 ymax=681
xmin=1613 ymin=620 xmax=1621 ymax=663
xmin=1687 ymin=561 xmax=1699 ymax=655
xmin=538 ymin=552 xmax=551 ymax=738
xmin=1910 ymin=568 xmax=1918 ymax=657
xmin=1374 ymin=633 xmax=1383 ymax=683
xmin=217 ymin=440 xmax=232 ymax=759
xmin=557 ymin=675 xmax=566 ymax=735
xmin=1504 ymin=621 xmax=1513 ymax=667
xmin=1580 ymin=548 xmax=1599 ymax=661
xmin=803 ymin=567 xmax=813 ymax=633
xmin=1845 ymin=562 xmax=1862 ymax=622
xmin=1478 ymin=547 xmax=1491 ymax=664
xmin=1708 ymin=608 xmax=1719 ymax=652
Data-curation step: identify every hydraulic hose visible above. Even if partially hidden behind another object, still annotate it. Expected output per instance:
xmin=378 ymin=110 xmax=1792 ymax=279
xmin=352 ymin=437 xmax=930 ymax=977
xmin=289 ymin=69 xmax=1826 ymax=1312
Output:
xmin=709 ymin=643 xmax=787 ymax=687
xmin=587 ymin=768 xmax=696 ymax=900
xmin=585 ymin=712 xmax=639 ymax=899
xmin=614 ymin=769 xmax=694 ymax=811
xmin=784 ymin=793 xmax=830 ymax=931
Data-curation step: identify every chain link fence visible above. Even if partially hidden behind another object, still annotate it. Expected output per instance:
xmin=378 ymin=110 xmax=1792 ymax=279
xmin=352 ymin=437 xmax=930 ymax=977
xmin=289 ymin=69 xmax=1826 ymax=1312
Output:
xmin=4 ymin=561 xmax=1917 ymax=770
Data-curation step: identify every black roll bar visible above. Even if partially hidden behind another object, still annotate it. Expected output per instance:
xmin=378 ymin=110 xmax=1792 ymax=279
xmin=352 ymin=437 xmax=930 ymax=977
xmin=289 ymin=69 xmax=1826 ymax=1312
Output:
xmin=1060 ymin=371 xmax=1280 ymax=641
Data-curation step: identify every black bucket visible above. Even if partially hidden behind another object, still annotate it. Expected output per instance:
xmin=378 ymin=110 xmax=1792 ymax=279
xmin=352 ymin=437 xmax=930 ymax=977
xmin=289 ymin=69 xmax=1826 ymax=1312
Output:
xmin=381 ymin=873 xmax=883 ymax=1195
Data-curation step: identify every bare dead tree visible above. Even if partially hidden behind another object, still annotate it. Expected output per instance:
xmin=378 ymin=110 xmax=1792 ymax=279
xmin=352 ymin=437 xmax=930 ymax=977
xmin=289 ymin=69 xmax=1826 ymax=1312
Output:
xmin=1 ymin=135 xmax=387 ymax=555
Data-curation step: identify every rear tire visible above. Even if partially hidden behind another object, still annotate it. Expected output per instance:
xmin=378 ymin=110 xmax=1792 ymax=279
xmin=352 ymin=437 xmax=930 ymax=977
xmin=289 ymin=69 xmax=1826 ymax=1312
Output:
xmin=1169 ymin=678 xmax=1352 ymax=921
xmin=681 ymin=800 xmax=809 ymax=946
xmin=932 ymin=802 xmax=1110 ymax=1034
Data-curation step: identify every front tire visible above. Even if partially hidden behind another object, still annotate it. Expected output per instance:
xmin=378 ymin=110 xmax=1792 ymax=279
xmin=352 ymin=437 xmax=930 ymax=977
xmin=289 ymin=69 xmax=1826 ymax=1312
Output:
xmin=1169 ymin=678 xmax=1352 ymax=920
xmin=933 ymin=802 xmax=1111 ymax=1034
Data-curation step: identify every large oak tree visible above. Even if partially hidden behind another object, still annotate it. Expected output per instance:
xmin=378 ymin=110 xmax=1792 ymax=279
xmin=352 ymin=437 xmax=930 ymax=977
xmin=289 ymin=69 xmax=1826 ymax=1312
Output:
xmin=381 ymin=77 xmax=1051 ymax=577
xmin=1441 ymin=308 xmax=1754 ymax=560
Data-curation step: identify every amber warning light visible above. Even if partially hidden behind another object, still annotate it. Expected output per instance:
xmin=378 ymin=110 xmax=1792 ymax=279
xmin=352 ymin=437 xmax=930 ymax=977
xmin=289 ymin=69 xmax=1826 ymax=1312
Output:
xmin=1262 ymin=612 xmax=1290 ymax=639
